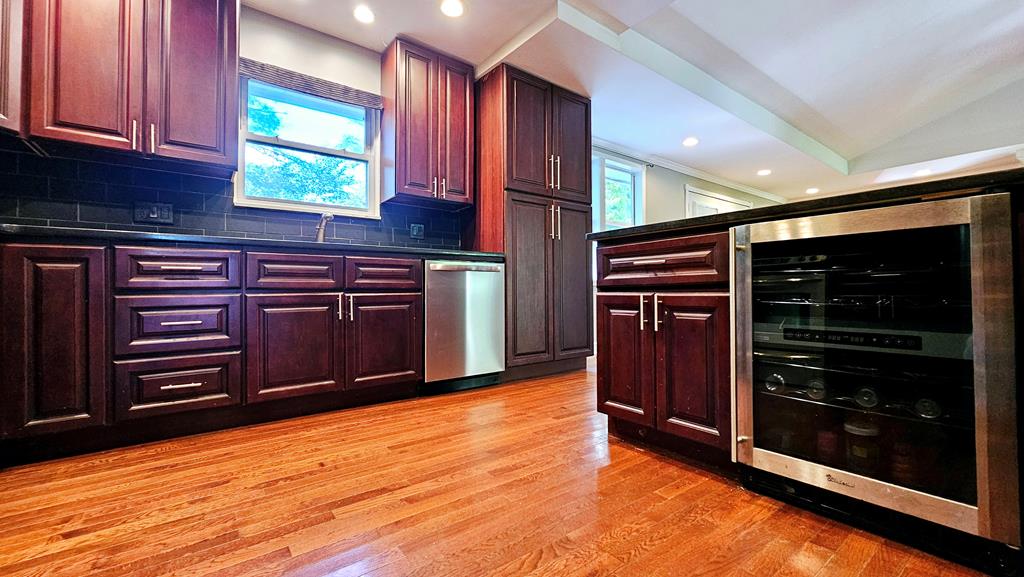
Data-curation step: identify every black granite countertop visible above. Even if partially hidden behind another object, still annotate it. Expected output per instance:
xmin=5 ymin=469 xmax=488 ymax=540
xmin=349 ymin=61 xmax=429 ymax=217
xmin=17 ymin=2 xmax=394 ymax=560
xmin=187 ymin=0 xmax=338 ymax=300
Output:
xmin=588 ymin=168 xmax=1024 ymax=243
xmin=0 ymin=224 xmax=505 ymax=261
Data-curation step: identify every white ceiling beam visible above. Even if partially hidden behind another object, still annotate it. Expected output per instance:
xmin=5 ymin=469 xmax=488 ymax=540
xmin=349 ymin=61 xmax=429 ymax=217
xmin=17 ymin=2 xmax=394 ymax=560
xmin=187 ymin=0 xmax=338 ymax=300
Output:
xmin=556 ymin=0 xmax=850 ymax=176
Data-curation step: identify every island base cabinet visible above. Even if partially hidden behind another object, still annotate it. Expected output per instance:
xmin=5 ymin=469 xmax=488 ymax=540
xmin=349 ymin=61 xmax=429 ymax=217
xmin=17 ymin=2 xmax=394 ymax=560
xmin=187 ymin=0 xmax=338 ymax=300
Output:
xmin=346 ymin=293 xmax=423 ymax=390
xmin=245 ymin=294 xmax=345 ymax=403
xmin=1 ymin=244 xmax=108 ymax=437
xmin=596 ymin=292 xmax=731 ymax=453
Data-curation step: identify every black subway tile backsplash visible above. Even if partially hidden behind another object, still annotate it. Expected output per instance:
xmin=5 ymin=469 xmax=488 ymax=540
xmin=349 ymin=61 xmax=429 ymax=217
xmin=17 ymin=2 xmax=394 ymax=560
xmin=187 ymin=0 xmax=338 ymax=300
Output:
xmin=0 ymin=136 xmax=464 ymax=250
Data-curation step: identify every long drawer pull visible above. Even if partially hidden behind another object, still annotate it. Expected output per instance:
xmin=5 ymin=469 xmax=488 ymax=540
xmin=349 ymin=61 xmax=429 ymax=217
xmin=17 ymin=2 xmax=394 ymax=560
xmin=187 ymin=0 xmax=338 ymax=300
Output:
xmin=631 ymin=258 xmax=667 ymax=266
xmin=160 ymin=320 xmax=204 ymax=327
xmin=159 ymin=265 xmax=205 ymax=271
xmin=160 ymin=382 xmax=204 ymax=391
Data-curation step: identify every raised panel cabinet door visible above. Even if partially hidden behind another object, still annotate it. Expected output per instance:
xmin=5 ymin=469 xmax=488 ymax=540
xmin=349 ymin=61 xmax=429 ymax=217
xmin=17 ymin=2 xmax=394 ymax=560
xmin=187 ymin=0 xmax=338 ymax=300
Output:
xmin=551 ymin=87 xmax=591 ymax=204
xmin=505 ymin=67 xmax=551 ymax=196
xmin=30 ymin=0 xmax=144 ymax=150
xmin=245 ymin=293 xmax=344 ymax=403
xmin=596 ymin=293 xmax=654 ymax=426
xmin=144 ymin=0 xmax=238 ymax=166
xmin=553 ymin=200 xmax=593 ymax=360
xmin=505 ymin=192 xmax=554 ymax=366
xmin=395 ymin=40 xmax=437 ymax=198
xmin=654 ymin=293 xmax=731 ymax=451
xmin=345 ymin=293 xmax=423 ymax=390
xmin=0 ymin=0 xmax=25 ymax=133
xmin=1 ymin=244 xmax=107 ymax=437
xmin=437 ymin=55 xmax=473 ymax=204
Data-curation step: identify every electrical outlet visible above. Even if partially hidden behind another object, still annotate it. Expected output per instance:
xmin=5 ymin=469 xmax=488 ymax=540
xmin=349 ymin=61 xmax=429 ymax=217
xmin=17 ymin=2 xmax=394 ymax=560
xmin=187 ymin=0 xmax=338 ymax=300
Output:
xmin=134 ymin=202 xmax=174 ymax=225
xmin=409 ymin=223 xmax=425 ymax=240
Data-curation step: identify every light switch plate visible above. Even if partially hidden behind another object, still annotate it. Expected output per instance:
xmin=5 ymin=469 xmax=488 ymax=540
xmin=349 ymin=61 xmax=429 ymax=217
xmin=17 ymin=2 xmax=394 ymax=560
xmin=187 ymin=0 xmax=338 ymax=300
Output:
xmin=409 ymin=223 xmax=425 ymax=240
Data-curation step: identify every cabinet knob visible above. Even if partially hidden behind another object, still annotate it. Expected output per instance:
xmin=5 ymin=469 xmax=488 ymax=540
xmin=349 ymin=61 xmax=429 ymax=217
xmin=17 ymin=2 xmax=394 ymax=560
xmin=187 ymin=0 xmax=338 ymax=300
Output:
xmin=737 ymin=436 xmax=750 ymax=443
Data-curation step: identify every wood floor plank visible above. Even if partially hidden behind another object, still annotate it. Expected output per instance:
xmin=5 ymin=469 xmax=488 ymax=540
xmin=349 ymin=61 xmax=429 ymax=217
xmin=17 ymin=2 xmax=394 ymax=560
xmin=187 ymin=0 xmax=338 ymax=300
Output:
xmin=0 ymin=368 xmax=984 ymax=577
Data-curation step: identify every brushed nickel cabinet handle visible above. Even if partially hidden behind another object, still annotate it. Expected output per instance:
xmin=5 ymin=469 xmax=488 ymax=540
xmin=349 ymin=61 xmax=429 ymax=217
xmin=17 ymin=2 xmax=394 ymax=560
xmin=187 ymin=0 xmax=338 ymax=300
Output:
xmin=549 ymin=204 xmax=555 ymax=239
xmin=432 ymin=177 xmax=438 ymax=198
xmin=150 ymin=124 xmax=156 ymax=154
xmin=131 ymin=119 xmax=138 ymax=150
xmin=556 ymin=205 xmax=562 ymax=240
xmin=337 ymin=293 xmax=343 ymax=320
xmin=631 ymin=258 xmax=667 ymax=266
xmin=160 ymin=382 xmax=204 ymax=391
xmin=441 ymin=177 xmax=446 ymax=199
xmin=735 ymin=244 xmax=749 ymax=252
xmin=549 ymin=155 xmax=555 ymax=189
xmin=160 ymin=320 xmax=203 ymax=327
xmin=159 ymin=265 xmax=204 ymax=271
xmin=737 ymin=436 xmax=750 ymax=443
xmin=348 ymin=294 xmax=355 ymax=322
xmin=639 ymin=294 xmax=646 ymax=332
xmin=653 ymin=293 xmax=660 ymax=332
xmin=556 ymin=155 xmax=561 ymax=190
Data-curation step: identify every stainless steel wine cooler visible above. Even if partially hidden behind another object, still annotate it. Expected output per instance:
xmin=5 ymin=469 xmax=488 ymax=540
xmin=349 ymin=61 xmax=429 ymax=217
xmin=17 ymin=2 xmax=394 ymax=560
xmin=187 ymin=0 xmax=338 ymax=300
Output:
xmin=733 ymin=193 xmax=1019 ymax=547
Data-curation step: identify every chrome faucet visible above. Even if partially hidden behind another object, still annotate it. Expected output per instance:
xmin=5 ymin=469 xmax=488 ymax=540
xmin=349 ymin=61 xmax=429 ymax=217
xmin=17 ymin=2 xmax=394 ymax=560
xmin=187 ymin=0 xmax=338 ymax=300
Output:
xmin=314 ymin=213 xmax=334 ymax=242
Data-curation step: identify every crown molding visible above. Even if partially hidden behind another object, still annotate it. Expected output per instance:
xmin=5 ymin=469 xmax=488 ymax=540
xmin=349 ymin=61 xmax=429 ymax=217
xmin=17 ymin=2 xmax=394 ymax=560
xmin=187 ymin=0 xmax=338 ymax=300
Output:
xmin=592 ymin=137 xmax=787 ymax=204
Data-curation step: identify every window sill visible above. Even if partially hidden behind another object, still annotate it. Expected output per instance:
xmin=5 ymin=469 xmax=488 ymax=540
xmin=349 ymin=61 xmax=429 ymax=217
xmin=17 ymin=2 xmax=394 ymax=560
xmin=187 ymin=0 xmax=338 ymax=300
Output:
xmin=233 ymin=195 xmax=381 ymax=220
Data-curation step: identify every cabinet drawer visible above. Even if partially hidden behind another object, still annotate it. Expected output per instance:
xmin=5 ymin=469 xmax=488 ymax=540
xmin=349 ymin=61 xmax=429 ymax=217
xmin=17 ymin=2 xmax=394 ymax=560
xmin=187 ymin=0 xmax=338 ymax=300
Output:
xmin=114 ymin=294 xmax=241 ymax=356
xmin=246 ymin=252 xmax=345 ymax=290
xmin=345 ymin=257 xmax=422 ymax=290
xmin=115 ymin=247 xmax=241 ymax=289
xmin=114 ymin=352 xmax=242 ymax=421
xmin=596 ymin=232 xmax=729 ymax=288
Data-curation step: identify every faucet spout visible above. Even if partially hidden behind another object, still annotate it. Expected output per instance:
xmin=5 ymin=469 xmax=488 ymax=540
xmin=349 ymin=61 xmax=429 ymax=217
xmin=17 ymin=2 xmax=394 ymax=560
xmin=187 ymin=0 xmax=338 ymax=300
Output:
xmin=315 ymin=213 xmax=334 ymax=243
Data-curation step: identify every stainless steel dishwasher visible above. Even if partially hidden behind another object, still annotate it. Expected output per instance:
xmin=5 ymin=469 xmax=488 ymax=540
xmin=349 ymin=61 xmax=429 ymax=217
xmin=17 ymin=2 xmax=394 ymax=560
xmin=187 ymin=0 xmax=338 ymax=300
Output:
xmin=424 ymin=261 xmax=505 ymax=382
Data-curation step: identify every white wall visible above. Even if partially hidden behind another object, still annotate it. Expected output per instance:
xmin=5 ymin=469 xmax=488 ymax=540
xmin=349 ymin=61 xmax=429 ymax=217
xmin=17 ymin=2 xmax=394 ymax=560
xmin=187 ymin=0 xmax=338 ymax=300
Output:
xmin=644 ymin=164 xmax=779 ymax=224
xmin=239 ymin=7 xmax=381 ymax=95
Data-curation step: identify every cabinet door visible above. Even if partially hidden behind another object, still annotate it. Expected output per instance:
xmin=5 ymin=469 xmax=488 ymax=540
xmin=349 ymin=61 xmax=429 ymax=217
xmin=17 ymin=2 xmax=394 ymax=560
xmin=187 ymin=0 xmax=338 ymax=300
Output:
xmin=551 ymin=87 xmax=590 ymax=204
xmin=346 ymin=293 xmax=423 ymax=390
xmin=29 ymin=0 xmax=144 ymax=151
xmin=1 ymin=245 xmax=107 ymax=437
xmin=0 ymin=0 xmax=24 ymax=133
xmin=655 ymin=293 xmax=731 ymax=451
xmin=144 ymin=0 xmax=237 ymax=166
xmin=437 ymin=55 xmax=473 ymax=204
xmin=245 ymin=294 xmax=344 ymax=403
xmin=505 ymin=68 xmax=551 ymax=196
xmin=553 ymin=200 xmax=593 ymax=360
xmin=505 ymin=192 xmax=554 ymax=366
xmin=596 ymin=293 xmax=654 ymax=426
xmin=394 ymin=41 xmax=437 ymax=199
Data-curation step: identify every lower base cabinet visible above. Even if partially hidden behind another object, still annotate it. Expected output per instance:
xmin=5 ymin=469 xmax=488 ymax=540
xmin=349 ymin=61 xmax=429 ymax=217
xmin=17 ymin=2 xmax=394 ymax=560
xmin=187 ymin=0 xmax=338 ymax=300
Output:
xmin=1 ymin=244 xmax=108 ymax=437
xmin=597 ymin=292 xmax=731 ymax=452
xmin=245 ymin=293 xmax=346 ymax=403
xmin=114 ymin=351 xmax=243 ymax=420
xmin=346 ymin=293 xmax=423 ymax=390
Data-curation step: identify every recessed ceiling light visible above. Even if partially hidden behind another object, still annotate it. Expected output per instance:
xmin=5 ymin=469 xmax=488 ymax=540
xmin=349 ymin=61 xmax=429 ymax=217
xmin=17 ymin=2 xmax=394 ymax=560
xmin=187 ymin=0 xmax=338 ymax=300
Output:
xmin=913 ymin=168 xmax=932 ymax=177
xmin=757 ymin=169 xmax=772 ymax=176
xmin=353 ymin=4 xmax=375 ymax=23
xmin=805 ymin=187 xmax=820 ymax=194
xmin=682 ymin=136 xmax=699 ymax=147
xmin=440 ymin=0 xmax=464 ymax=17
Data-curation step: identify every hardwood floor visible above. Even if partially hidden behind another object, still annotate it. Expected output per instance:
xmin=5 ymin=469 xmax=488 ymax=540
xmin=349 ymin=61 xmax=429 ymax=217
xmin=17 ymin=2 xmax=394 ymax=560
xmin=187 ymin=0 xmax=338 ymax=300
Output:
xmin=0 ymin=366 xmax=982 ymax=577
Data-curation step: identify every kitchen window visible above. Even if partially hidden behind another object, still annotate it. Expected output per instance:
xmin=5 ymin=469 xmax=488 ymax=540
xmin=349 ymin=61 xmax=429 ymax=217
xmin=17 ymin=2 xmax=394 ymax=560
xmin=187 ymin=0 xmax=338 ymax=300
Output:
xmin=592 ymin=152 xmax=644 ymax=231
xmin=236 ymin=75 xmax=381 ymax=219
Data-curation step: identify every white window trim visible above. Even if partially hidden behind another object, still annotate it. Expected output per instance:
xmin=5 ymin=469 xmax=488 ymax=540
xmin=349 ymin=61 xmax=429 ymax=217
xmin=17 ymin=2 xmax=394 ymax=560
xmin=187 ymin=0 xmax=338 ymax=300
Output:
xmin=234 ymin=79 xmax=382 ymax=220
xmin=684 ymin=184 xmax=751 ymax=218
xmin=593 ymin=149 xmax=645 ymax=231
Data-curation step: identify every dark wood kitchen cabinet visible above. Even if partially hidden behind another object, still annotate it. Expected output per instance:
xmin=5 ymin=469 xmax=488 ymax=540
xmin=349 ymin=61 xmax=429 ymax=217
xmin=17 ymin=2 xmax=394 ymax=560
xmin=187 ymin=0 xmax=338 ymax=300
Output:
xmin=0 ymin=0 xmax=25 ymax=134
xmin=345 ymin=293 xmax=423 ymax=390
xmin=596 ymin=293 xmax=654 ymax=426
xmin=245 ymin=293 xmax=345 ymax=403
xmin=28 ymin=0 xmax=237 ymax=166
xmin=504 ymin=192 xmax=592 ymax=366
xmin=0 ymin=244 xmax=108 ymax=437
xmin=477 ymin=64 xmax=591 ymax=203
xmin=381 ymin=39 xmax=473 ymax=205
xmin=595 ymin=291 xmax=731 ymax=452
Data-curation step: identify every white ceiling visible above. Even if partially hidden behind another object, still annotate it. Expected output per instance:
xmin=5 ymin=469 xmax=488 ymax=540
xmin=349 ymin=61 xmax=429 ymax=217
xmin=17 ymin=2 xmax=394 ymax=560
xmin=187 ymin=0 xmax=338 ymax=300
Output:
xmin=242 ymin=0 xmax=1024 ymax=201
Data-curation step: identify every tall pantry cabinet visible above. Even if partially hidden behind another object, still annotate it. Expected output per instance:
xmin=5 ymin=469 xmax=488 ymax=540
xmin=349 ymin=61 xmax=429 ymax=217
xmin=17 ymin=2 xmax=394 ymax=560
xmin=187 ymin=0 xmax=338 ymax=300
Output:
xmin=475 ymin=64 xmax=593 ymax=370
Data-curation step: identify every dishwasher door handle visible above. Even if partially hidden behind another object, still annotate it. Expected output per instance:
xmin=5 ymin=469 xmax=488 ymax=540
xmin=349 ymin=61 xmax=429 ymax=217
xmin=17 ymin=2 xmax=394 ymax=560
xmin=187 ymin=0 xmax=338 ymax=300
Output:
xmin=428 ymin=263 xmax=503 ymax=273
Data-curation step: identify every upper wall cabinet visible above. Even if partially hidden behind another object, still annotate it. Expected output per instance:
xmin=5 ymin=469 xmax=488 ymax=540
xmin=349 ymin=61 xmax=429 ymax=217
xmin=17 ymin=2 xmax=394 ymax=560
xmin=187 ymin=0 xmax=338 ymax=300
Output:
xmin=0 ymin=0 xmax=25 ymax=134
xmin=28 ymin=0 xmax=238 ymax=166
xmin=477 ymin=64 xmax=591 ymax=205
xmin=381 ymin=38 xmax=474 ymax=207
